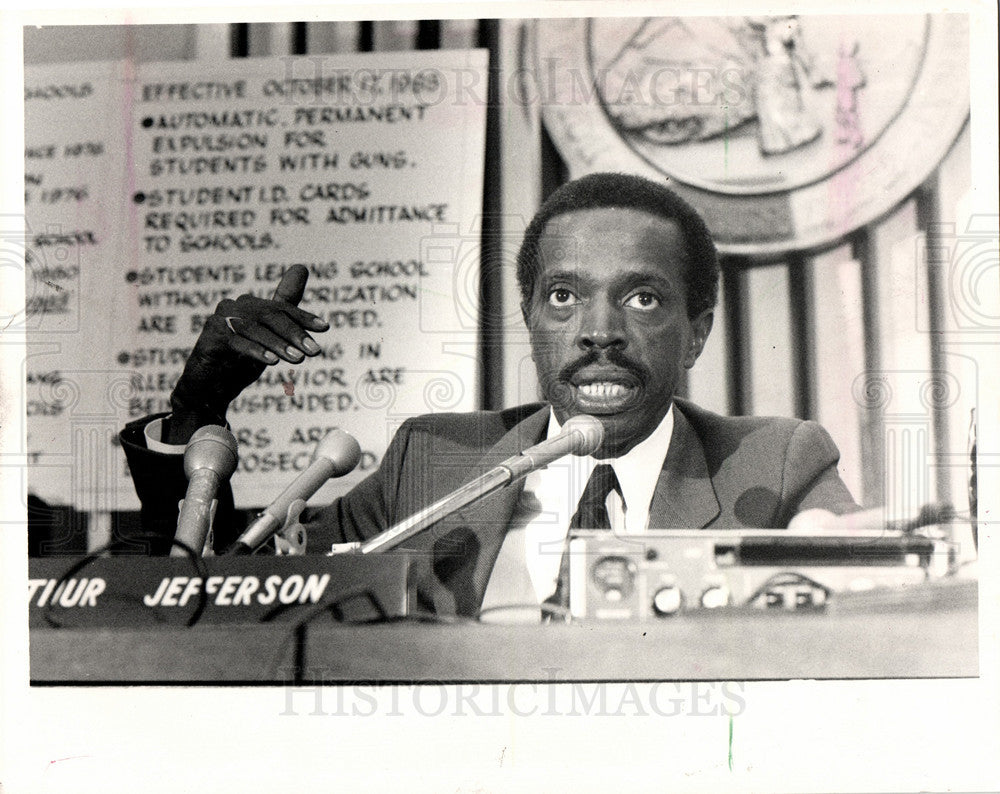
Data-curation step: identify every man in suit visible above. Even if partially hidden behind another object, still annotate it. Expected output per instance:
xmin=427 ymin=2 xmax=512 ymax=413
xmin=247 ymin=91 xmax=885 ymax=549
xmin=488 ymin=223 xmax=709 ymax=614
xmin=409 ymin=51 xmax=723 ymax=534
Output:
xmin=121 ymin=172 xmax=860 ymax=615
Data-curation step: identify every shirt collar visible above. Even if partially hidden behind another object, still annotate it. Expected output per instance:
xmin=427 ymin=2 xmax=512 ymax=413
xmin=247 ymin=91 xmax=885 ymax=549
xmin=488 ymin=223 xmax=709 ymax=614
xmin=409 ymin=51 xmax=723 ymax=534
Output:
xmin=546 ymin=404 xmax=675 ymax=531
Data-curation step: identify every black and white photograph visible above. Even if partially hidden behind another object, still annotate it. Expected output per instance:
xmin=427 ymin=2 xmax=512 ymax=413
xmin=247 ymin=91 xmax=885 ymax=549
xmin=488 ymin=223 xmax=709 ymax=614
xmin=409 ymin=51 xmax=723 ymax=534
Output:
xmin=2 ymin=1 xmax=998 ymax=792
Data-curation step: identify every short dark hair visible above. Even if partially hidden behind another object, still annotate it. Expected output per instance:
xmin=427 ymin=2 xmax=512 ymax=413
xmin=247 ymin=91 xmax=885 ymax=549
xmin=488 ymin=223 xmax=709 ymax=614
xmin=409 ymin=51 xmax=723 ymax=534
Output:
xmin=515 ymin=172 xmax=719 ymax=319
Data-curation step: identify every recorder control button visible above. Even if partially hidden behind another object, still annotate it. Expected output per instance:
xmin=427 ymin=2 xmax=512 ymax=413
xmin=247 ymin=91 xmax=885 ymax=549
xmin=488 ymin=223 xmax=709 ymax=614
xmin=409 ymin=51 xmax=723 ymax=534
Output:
xmin=652 ymin=586 xmax=683 ymax=616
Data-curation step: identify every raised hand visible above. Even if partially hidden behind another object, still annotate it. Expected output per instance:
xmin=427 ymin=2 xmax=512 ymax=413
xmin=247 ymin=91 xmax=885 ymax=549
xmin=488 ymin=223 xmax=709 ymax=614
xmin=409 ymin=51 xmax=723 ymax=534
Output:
xmin=165 ymin=264 xmax=329 ymax=443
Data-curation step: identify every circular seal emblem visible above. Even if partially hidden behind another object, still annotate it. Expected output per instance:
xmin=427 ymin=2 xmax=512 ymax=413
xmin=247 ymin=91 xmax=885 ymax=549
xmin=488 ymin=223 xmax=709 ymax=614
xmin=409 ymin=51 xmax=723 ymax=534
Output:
xmin=535 ymin=15 xmax=969 ymax=255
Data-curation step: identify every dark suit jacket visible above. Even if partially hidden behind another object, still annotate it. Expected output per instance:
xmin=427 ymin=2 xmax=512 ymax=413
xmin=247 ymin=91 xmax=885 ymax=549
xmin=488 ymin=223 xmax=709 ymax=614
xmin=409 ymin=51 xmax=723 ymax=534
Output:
xmin=120 ymin=398 xmax=859 ymax=615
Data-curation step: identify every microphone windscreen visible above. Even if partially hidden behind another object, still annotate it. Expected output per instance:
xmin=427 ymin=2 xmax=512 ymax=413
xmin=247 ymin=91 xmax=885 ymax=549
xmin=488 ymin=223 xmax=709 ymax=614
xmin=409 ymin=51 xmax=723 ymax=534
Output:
xmin=315 ymin=429 xmax=362 ymax=474
xmin=561 ymin=414 xmax=604 ymax=456
xmin=183 ymin=425 xmax=238 ymax=480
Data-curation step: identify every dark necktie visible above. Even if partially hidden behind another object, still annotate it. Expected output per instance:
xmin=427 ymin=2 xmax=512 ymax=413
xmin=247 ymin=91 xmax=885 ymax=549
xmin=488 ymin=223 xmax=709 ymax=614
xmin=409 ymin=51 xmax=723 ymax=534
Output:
xmin=569 ymin=464 xmax=620 ymax=530
xmin=546 ymin=464 xmax=622 ymax=614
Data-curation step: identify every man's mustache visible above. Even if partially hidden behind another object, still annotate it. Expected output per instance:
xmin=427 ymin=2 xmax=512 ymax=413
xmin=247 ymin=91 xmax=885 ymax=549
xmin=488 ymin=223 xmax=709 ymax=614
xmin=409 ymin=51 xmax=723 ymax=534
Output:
xmin=555 ymin=348 xmax=648 ymax=386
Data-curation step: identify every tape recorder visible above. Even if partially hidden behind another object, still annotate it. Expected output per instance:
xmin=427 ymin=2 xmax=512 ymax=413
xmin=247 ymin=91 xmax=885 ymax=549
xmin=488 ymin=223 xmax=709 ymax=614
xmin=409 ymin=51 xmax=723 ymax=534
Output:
xmin=566 ymin=529 xmax=957 ymax=620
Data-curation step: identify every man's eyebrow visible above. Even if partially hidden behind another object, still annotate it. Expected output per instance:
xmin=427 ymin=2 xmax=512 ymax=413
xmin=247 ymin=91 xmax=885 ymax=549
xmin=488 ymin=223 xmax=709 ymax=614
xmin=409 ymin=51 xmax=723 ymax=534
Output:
xmin=537 ymin=269 xmax=585 ymax=284
xmin=614 ymin=269 xmax=675 ymax=285
xmin=606 ymin=270 xmax=679 ymax=291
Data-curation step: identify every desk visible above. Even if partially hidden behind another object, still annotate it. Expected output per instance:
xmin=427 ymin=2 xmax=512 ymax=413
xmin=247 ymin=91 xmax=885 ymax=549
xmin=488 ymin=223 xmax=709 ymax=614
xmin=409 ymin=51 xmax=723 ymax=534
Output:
xmin=30 ymin=580 xmax=978 ymax=682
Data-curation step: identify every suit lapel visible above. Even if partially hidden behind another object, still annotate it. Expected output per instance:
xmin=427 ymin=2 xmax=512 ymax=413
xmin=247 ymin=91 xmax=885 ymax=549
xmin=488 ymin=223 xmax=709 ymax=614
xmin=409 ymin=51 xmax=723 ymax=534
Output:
xmin=424 ymin=406 xmax=549 ymax=614
xmin=649 ymin=405 xmax=721 ymax=529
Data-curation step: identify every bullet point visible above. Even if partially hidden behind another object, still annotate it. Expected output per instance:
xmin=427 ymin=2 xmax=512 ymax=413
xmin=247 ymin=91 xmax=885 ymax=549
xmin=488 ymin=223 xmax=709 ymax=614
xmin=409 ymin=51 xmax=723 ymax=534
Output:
xmin=141 ymin=117 xmax=153 ymax=128
xmin=133 ymin=192 xmax=145 ymax=204
xmin=117 ymin=352 xmax=130 ymax=365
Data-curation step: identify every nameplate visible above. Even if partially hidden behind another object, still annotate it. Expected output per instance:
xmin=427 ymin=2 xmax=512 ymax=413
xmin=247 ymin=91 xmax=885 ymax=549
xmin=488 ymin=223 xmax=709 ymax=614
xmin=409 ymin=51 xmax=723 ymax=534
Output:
xmin=28 ymin=554 xmax=412 ymax=628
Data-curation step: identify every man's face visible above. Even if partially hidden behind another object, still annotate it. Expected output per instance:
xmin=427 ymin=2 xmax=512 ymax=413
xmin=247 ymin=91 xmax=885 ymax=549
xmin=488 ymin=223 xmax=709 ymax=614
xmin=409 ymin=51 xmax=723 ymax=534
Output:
xmin=523 ymin=207 xmax=713 ymax=458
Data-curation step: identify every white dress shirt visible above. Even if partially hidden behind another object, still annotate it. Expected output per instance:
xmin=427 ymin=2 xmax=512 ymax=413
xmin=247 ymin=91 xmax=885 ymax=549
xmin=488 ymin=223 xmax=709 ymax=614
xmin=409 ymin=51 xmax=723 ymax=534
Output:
xmin=143 ymin=416 xmax=184 ymax=454
xmin=484 ymin=405 xmax=676 ymax=606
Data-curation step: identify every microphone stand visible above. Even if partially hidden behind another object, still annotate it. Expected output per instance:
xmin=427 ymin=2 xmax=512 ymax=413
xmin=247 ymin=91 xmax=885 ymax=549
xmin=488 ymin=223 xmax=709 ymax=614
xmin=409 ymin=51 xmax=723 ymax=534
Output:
xmin=358 ymin=415 xmax=603 ymax=554
xmin=358 ymin=465 xmax=513 ymax=554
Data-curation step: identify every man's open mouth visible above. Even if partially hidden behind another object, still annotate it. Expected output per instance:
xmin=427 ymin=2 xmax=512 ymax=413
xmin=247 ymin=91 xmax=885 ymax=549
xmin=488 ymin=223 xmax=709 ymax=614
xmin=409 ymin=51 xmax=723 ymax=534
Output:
xmin=571 ymin=377 xmax=640 ymax=413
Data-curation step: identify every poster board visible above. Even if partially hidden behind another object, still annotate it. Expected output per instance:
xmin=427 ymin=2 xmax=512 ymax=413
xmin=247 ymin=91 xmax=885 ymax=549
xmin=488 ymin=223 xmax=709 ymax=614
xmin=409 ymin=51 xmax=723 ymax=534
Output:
xmin=23 ymin=49 xmax=488 ymax=510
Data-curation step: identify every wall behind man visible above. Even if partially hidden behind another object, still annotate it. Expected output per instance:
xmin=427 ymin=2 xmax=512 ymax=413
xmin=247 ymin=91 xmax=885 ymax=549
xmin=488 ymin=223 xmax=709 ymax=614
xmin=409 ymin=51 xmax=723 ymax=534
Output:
xmin=24 ymin=25 xmax=201 ymax=64
xmin=21 ymin=17 xmax=977 ymax=552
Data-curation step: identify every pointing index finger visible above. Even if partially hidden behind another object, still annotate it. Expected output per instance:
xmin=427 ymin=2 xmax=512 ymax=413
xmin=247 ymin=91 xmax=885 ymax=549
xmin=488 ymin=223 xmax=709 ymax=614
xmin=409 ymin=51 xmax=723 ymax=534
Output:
xmin=272 ymin=263 xmax=308 ymax=306
xmin=271 ymin=264 xmax=329 ymax=331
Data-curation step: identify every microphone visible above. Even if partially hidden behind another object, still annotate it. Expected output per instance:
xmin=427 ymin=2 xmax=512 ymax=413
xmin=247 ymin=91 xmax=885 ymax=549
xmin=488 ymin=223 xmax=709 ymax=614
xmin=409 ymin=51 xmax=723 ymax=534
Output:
xmin=359 ymin=414 xmax=604 ymax=554
xmin=226 ymin=429 xmax=362 ymax=555
xmin=172 ymin=426 xmax=239 ymax=557
xmin=499 ymin=414 xmax=604 ymax=479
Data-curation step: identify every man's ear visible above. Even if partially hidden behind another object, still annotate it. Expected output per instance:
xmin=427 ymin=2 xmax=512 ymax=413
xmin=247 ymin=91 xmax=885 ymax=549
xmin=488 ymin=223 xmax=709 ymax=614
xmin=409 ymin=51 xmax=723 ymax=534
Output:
xmin=683 ymin=309 xmax=714 ymax=369
xmin=520 ymin=299 xmax=532 ymax=329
